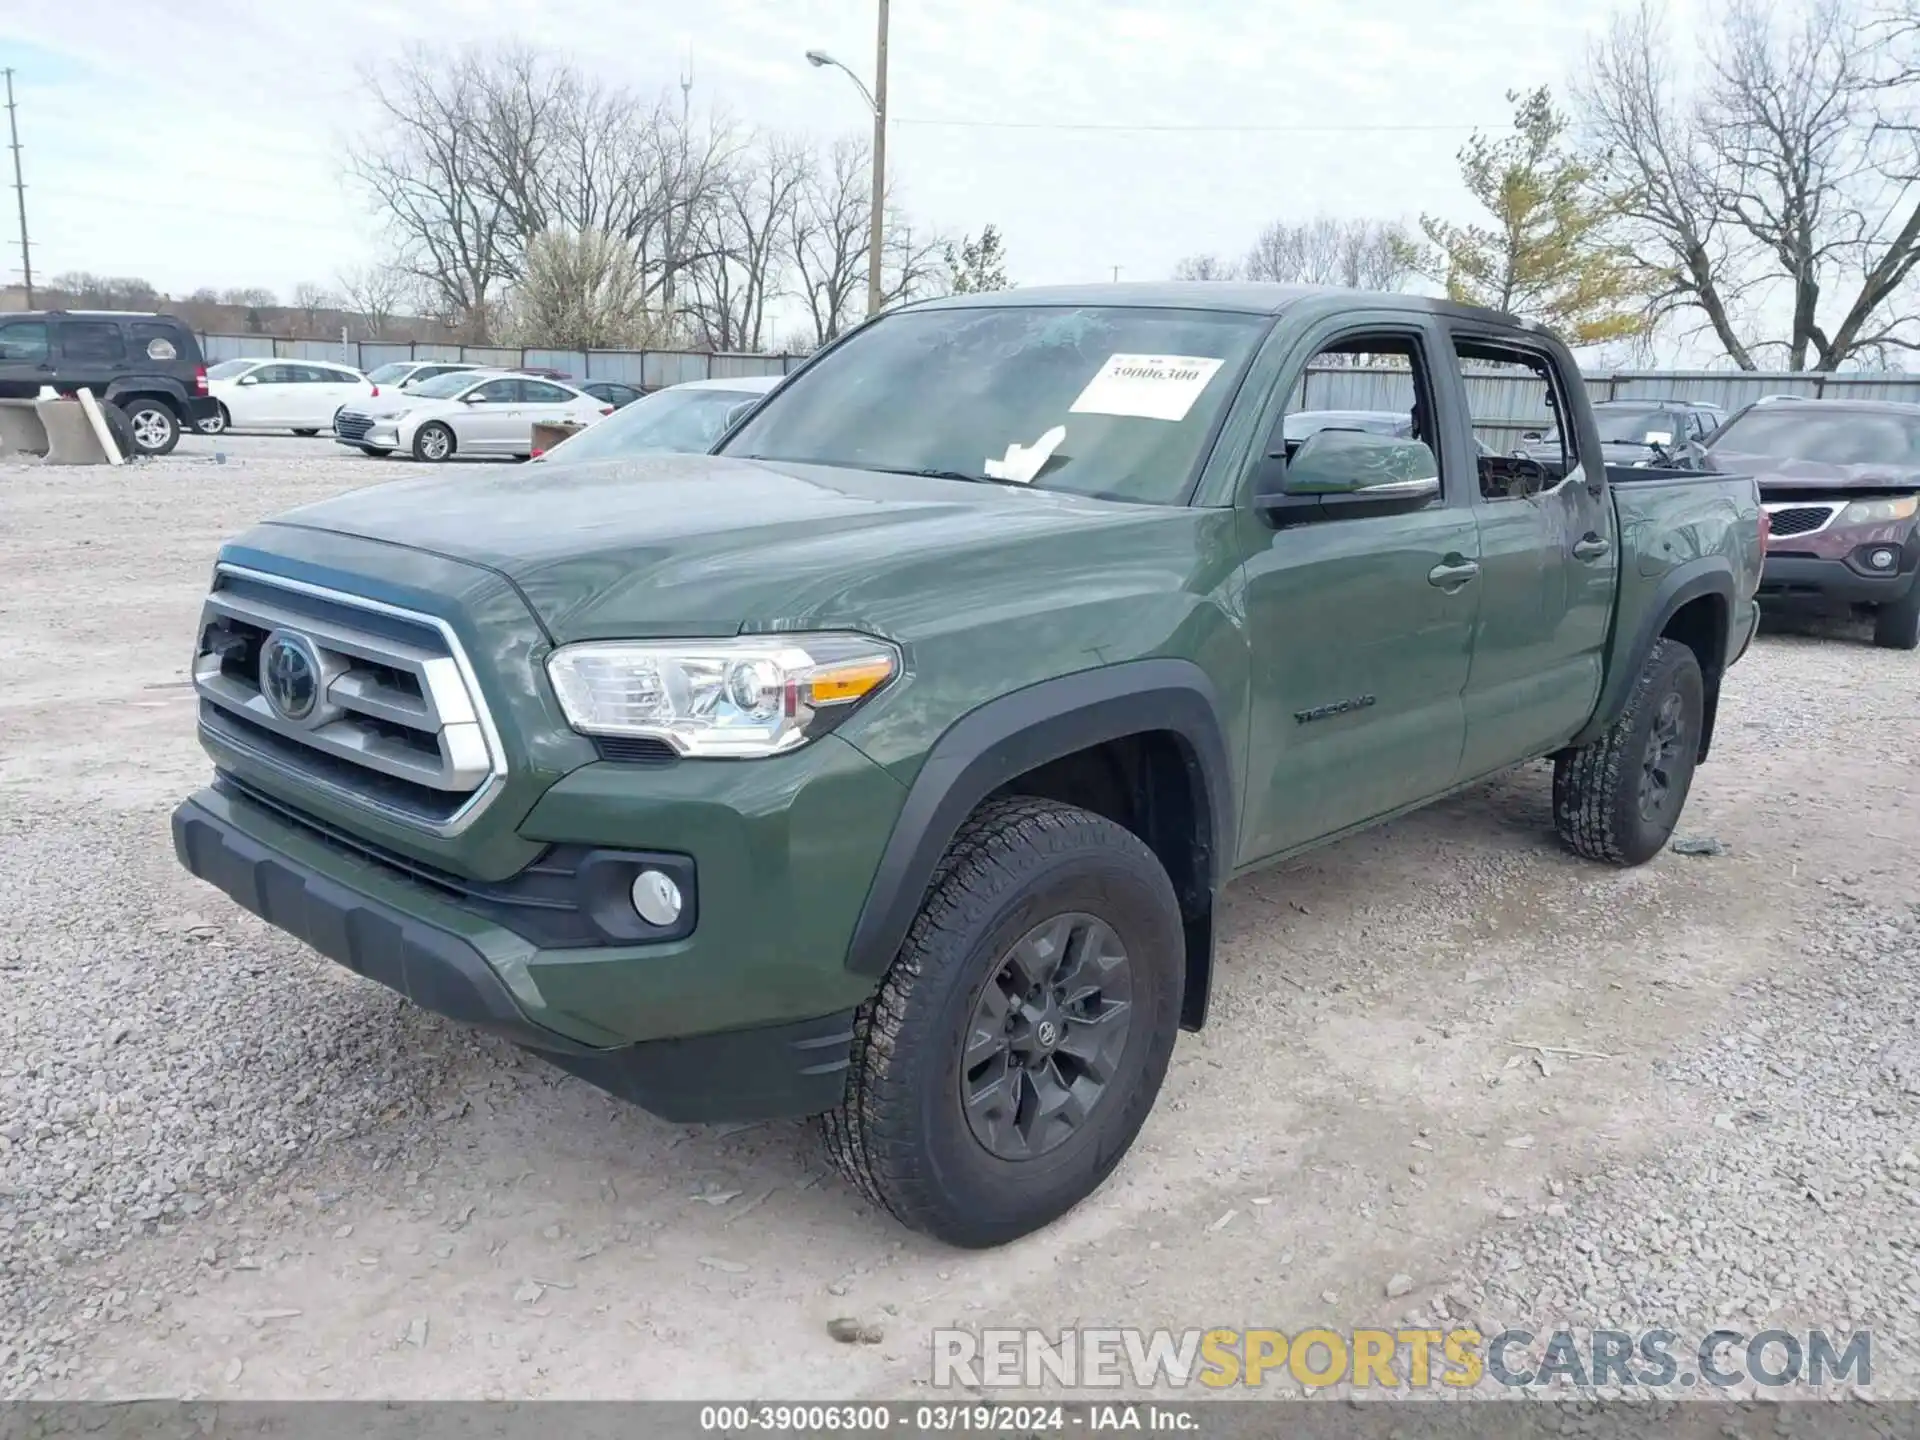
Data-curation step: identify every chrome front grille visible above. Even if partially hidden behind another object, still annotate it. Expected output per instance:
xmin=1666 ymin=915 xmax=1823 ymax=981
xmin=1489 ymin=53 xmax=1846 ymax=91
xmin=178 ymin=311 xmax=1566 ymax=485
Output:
xmin=334 ymin=410 xmax=375 ymax=442
xmin=191 ymin=566 xmax=505 ymax=832
xmin=1762 ymin=501 xmax=1842 ymax=538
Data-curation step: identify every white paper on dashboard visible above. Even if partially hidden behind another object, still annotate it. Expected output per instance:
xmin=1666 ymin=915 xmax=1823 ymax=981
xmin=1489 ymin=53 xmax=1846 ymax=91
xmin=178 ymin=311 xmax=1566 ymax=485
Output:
xmin=983 ymin=424 xmax=1067 ymax=483
xmin=1069 ymin=354 xmax=1225 ymax=422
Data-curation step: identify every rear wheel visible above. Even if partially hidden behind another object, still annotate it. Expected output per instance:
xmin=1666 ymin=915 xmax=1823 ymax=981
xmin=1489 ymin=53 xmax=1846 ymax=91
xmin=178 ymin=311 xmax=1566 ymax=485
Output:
xmin=1872 ymin=581 xmax=1920 ymax=651
xmin=412 ymin=422 xmax=455 ymax=463
xmin=292 ymin=427 xmax=320 ymax=437
xmin=1553 ymin=638 xmax=1704 ymax=866
xmin=823 ymin=796 xmax=1184 ymax=1248
xmin=120 ymin=398 xmax=180 ymax=456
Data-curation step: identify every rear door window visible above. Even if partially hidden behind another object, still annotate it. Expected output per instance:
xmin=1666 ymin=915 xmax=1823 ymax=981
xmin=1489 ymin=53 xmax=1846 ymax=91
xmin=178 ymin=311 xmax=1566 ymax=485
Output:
xmin=57 ymin=321 xmax=128 ymax=365
xmin=522 ymin=380 xmax=574 ymax=403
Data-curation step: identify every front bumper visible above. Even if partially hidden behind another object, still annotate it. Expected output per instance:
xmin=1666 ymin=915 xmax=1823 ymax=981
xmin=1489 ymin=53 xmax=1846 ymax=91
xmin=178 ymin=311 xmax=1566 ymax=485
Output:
xmin=1759 ymin=551 xmax=1920 ymax=608
xmin=171 ymin=784 xmax=873 ymax=1122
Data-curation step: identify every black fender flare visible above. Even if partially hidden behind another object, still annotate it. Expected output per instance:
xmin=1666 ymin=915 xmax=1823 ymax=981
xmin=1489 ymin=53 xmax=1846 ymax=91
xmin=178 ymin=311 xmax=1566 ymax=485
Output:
xmin=844 ymin=659 xmax=1236 ymax=1020
xmin=1568 ymin=557 xmax=1737 ymax=752
xmin=104 ymin=376 xmax=191 ymax=414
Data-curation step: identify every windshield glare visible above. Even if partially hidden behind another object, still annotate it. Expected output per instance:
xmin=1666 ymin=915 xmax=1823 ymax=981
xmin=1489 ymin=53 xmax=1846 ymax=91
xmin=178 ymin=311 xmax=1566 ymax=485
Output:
xmin=720 ymin=304 xmax=1267 ymax=504
xmin=1545 ymin=405 xmax=1672 ymax=446
xmin=1712 ymin=408 xmax=1920 ymax=467
xmin=407 ymin=372 xmax=481 ymax=400
xmin=207 ymin=359 xmax=255 ymax=380
xmin=543 ymin=388 xmax=763 ymax=462
xmin=366 ymin=363 xmax=413 ymax=384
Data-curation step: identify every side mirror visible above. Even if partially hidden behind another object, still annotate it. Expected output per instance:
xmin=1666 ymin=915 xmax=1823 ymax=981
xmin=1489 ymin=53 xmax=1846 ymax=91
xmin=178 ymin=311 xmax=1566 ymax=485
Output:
xmin=1256 ymin=428 xmax=1440 ymax=522
xmin=463 ymin=393 xmax=487 ymax=404
xmin=723 ymin=399 xmax=760 ymax=427
xmin=238 ymin=375 xmax=259 ymax=387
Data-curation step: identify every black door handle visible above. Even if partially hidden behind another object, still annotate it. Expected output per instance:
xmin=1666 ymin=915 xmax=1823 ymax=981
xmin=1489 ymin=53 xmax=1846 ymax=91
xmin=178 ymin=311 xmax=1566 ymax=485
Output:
xmin=1572 ymin=534 xmax=1611 ymax=561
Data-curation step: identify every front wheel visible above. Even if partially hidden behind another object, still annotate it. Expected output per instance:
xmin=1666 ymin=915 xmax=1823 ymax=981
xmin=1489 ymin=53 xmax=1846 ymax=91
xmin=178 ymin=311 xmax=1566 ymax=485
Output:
xmin=411 ymin=422 xmax=455 ymax=463
xmin=120 ymin=399 xmax=181 ymax=456
xmin=822 ymin=796 xmax=1184 ymax=1248
xmin=197 ymin=404 xmax=229 ymax=436
xmin=1872 ymin=581 xmax=1920 ymax=651
xmin=1553 ymin=637 xmax=1704 ymax=866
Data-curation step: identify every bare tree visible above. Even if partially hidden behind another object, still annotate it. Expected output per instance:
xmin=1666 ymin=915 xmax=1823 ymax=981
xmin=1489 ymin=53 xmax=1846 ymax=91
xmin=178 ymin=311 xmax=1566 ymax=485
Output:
xmin=49 ymin=272 xmax=160 ymax=308
xmin=501 ymin=228 xmax=665 ymax=350
xmin=1577 ymin=0 xmax=1920 ymax=369
xmin=336 ymin=264 xmax=412 ymax=339
xmin=790 ymin=136 xmax=942 ymax=346
xmin=218 ymin=287 xmax=277 ymax=308
xmin=1171 ymin=253 xmax=1241 ymax=281
xmin=290 ymin=282 xmax=341 ymax=337
xmin=185 ymin=287 xmax=222 ymax=305
xmin=684 ymin=136 xmax=808 ymax=352
xmin=348 ymin=49 xmax=517 ymax=341
xmin=1241 ymin=217 xmax=1417 ymax=290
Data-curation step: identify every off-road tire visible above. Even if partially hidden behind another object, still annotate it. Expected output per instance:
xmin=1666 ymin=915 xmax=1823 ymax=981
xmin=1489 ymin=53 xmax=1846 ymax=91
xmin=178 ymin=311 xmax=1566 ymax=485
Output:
xmin=1553 ymin=637 xmax=1704 ymax=866
xmin=99 ymin=402 xmax=136 ymax=459
xmin=412 ymin=422 xmax=455 ymax=463
xmin=1872 ymin=580 xmax=1920 ymax=651
xmin=119 ymin=398 xmax=180 ymax=456
xmin=822 ymin=796 xmax=1184 ymax=1248
xmin=292 ymin=427 xmax=320 ymax=437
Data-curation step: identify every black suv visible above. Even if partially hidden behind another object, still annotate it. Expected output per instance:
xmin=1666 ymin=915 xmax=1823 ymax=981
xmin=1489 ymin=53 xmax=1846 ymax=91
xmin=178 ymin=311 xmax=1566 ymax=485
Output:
xmin=0 ymin=311 xmax=218 ymax=456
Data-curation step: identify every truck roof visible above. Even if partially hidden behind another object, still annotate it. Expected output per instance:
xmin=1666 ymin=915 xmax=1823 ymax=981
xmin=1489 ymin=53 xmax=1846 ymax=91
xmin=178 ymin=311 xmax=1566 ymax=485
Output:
xmin=910 ymin=281 xmax=1532 ymax=330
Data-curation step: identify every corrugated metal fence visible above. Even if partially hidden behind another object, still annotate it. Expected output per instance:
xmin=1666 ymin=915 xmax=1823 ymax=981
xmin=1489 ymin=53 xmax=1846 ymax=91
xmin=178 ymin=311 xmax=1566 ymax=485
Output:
xmin=197 ymin=333 xmax=1916 ymax=429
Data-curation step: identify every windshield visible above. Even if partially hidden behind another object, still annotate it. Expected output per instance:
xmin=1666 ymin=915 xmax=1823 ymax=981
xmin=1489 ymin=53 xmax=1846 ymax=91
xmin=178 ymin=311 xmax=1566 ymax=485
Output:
xmin=543 ymin=387 xmax=764 ymax=463
xmin=1711 ymin=407 xmax=1920 ymax=467
xmin=366 ymin=362 xmax=414 ymax=384
xmin=720 ymin=304 xmax=1268 ymax=503
xmin=406 ymin=371 xmax=481 ymax=400
xmin=207 ymin=359 xmax=255 ymax=380
xmin=1546 ymin=405 xmax=1672 ymax=446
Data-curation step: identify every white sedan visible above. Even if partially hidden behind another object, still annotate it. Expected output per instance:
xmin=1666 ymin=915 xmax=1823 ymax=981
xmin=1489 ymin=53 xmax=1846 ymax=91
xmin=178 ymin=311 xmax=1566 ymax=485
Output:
xmin=204 ymin=358 xmax=376 ymax=435
xmin=332 ymin=370 xmax=612 ymax=461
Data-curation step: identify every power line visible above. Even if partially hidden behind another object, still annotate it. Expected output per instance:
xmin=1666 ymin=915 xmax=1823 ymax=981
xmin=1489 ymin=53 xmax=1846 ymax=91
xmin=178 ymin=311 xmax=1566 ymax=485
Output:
xmin=4 ymin=68 xmax=31 ymax=306
xmin=890 ymin=116 xmax=1523 ymax=133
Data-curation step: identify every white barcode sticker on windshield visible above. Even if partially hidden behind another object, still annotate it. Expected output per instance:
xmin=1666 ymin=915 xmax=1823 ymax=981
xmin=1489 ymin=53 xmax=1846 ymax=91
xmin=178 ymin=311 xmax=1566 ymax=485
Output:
xmin=1069 ymin=353 xmax=1225 ymax=422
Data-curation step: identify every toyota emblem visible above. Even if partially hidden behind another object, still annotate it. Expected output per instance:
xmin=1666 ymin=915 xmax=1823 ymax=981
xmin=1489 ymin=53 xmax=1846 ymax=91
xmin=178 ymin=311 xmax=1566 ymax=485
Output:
xmin=260 ymin=631 xmax=322 ymax=722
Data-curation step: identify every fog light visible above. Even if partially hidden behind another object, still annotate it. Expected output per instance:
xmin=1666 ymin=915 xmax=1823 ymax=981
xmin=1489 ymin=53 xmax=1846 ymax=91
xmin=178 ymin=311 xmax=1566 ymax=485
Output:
xmin=1869 ymin=547 xmax=1899 ymax=570
xmin=630 ymin=868 xmax=683 ymax=927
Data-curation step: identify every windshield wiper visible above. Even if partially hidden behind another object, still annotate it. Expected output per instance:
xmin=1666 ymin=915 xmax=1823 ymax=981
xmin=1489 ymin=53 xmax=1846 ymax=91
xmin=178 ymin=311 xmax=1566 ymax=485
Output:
xmin=868 ymin=464 xmax=1033 ymax=488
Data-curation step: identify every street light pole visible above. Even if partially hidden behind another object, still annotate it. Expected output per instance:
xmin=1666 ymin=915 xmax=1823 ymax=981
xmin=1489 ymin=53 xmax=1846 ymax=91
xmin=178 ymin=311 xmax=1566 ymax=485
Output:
xmin=866 ymin=0 xmax=889 ymax=317
xmin=806 ymin=0 xmax=889 ymax=318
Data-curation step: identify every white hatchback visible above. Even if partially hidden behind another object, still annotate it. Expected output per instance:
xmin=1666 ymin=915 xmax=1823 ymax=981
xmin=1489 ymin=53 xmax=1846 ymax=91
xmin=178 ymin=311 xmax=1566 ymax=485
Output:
xmin=205 ymin=359 xmax=376 ymax=435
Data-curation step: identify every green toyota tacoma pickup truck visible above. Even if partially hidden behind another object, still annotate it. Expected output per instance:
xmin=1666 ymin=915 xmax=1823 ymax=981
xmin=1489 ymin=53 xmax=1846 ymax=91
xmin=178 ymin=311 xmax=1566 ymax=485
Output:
xmin=173 ymin=286 xmax=1762 ymax=1247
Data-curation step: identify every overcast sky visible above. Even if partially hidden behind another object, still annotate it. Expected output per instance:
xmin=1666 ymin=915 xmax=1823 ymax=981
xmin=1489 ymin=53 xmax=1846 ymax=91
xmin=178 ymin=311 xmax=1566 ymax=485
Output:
xmin=3 ymin=0 xmax=1704 ymax=307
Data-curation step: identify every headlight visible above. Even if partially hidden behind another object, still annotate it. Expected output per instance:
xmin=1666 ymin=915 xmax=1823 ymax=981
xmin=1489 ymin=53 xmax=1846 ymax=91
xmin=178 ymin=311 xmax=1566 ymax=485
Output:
xmin=546 ymin=634 xmax=899 ymax=757
xmin=1839 ymin=494 xmax=1919 ymax=526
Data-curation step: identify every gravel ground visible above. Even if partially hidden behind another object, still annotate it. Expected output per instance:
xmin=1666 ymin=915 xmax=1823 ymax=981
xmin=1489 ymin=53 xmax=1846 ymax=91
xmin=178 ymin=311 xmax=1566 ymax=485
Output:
xmin=2 ymin=437 xmax=1916 ymax=1404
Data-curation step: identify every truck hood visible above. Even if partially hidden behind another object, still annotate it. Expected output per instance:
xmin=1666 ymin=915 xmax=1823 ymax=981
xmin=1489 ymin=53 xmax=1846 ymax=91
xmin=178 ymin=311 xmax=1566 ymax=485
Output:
xmin=1703 ymin=448 xmax=1920 ymax=495
xmin=262 ymin=452 xmax=1189 ymax=642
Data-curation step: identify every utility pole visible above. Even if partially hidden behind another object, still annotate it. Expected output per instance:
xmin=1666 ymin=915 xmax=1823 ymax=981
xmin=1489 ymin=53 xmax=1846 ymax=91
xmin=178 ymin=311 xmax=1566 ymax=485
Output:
xmin=867 ymin=0 xmax=889 ymax=316
xmin=3 ymin=69 xmax=31 ymax=308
